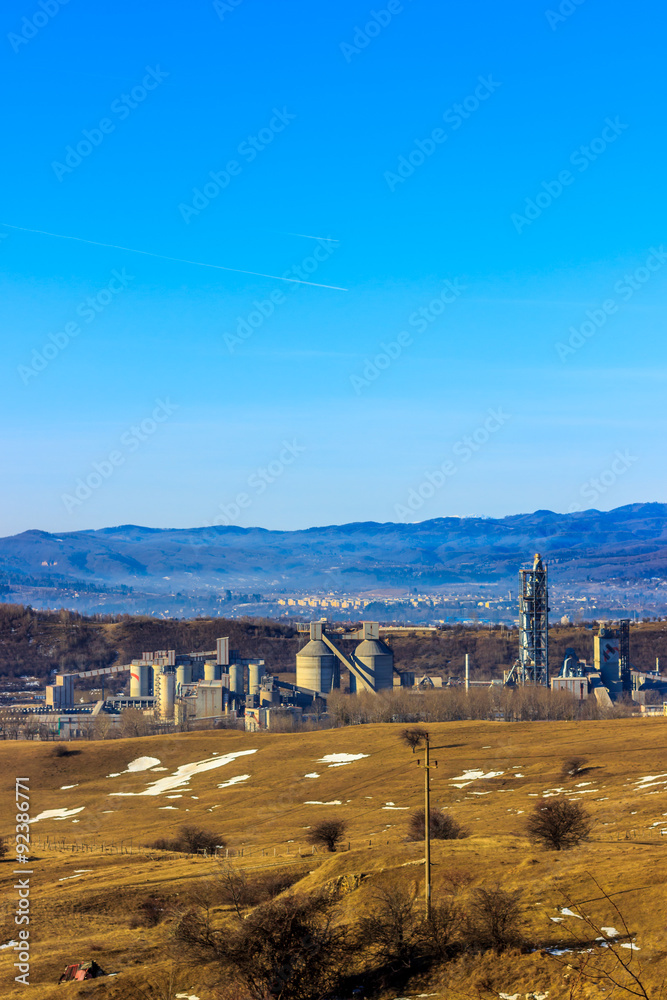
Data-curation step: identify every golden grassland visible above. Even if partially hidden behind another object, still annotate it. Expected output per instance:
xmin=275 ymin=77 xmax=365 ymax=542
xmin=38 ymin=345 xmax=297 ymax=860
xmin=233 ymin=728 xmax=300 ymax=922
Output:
xmin=2 ymin=717 xmax=667 ymax=999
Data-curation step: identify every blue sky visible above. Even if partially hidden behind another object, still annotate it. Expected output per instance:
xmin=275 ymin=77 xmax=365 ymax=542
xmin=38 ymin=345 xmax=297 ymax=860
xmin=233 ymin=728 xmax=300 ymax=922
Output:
xmin=1 ymin=0 xmax=665 ymax=534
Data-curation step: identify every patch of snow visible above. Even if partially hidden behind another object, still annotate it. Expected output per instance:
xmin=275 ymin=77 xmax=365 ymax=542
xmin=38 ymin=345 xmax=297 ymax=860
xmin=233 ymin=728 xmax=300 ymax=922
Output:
xmin=218 ymin=774 xmax=250 ymax=789
xmin=386 ymin=801 xmax=395 ymax=806
xmin=74 ymin=870 xmax=93 ymax=873
xmin=550 ymin=917 xmax=563 ymax=922
xmin=305 ymin=773 xmax=320 ymax=778
xmin=102 ymin=810 xmax=115 ymax=814
xmin=127 ymin=756 xmax=161 ymax=772
xmin=621 ymin=943 xmax=640 ymax=950
xmin=513 ymin=774 xmax=525 ymax=778
xmin=107 ymin=772 xmax=122 ymax=778
xmin=191 ymin=796 xmax=199 ymax=799
xmin=601 ymin=926 xmax=619 ymax=937
xmin=30 ymin=807 xmax=84 ymax=823
xmin=317 ymin=752 xmax=369 ymax=767
xmin=159 ymin=806 xmax=178 ymax=810
xmin=111 ymin=749 xmax=258 ymax=797
xmin=59 ymin=873 xmax=86 ymax=881
xmin=575 ymin=782 xmax=592 ymax=787
xmin=167 ymin=795 xmax=183 ymax=799
xmin=383 ymin=806 xmax=409 ymax=810
xmin=0 ymin=940 xmax=18 ymax=950
xmin=175 ymin=993 xmax=200 ymax=1000
xmin=499 ymin=993 xmax=520 ymax=999
xmin=60 ymin=784 xmax=78 ymax=790
xmin=469 ymin=791 xmax=492 ymax=796
xmin=151 ymin=767 xmax=168 ymax=771
xmin=560 ymin=908 xmax=583 ymax=919
xmin=305 ymin=800 xmax=343 ymax=805
xmin=450 ymin=768 xmax=504 ymax=788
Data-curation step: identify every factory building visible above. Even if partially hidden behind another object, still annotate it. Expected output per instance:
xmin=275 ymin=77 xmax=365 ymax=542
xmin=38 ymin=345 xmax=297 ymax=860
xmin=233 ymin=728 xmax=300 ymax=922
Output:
xmin=296 ymin=620 xmax=395 ymax=693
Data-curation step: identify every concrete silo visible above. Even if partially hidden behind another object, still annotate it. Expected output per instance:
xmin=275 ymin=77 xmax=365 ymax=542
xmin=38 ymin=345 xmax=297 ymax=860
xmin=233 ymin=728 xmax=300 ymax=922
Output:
xmin=157 ymin=671 xmax=175 ymax=719
xmin=177 ymin=662 xmax=193 ymax=686
xmin=249 ymin=661 xmax=266 ymax=694
xmin=296 ymin=623 xmax=337 ymax=694
xmin=204 ymin=660 xmax=222 ymax=681
xmin=229 ymin=663 xmax=245 ymax=696
xmin=352 ymin=623 xmax=394 ymax=692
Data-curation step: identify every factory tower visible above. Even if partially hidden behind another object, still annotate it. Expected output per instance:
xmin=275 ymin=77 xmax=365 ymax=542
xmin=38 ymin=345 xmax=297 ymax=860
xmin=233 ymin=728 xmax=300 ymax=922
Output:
xmin=516 ymin=552 xmax=549 ymax=686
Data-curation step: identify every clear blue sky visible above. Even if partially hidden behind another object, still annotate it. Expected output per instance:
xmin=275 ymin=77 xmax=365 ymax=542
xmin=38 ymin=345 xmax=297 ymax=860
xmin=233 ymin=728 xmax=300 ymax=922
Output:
xmin=1 ymin=0 xmax=665 ymax=534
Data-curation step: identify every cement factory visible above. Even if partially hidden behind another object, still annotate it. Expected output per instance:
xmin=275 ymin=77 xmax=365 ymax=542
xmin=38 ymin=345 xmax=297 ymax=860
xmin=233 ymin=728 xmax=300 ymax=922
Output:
xmin=3 ymin=553 xmax=667 ymax=736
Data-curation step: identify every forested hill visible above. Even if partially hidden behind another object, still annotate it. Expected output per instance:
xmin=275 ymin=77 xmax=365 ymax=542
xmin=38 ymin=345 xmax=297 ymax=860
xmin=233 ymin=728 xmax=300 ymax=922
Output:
xmin=0 ymin=504 xmax=666 ymax=596
xmin=2 ymin=604 xmax=667 ymax=686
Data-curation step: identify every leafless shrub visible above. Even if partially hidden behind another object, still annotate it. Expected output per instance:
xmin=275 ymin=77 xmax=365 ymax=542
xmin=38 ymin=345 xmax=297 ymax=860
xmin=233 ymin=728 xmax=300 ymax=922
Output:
xmin=306 ymin=818 xmax=347 ymax=853
xmin=407 ymin=807 xmax=468 ymax=842
xmin=467 ymin=886 xmax=523 ymax=952
xmin=561 ymin=756 xmax=590 ymax=779
xmin=215 ymin=891 xmax=346 ymax=1000
xmin=148 ymin=824 xmax=225 ymax=854
xmin=526 ymin=798 xmax=591 ymax=851
xmin=358 ymin=884 xmax=419 ymax=969
xmin=131 ymin=894 xmax=167 ymax=927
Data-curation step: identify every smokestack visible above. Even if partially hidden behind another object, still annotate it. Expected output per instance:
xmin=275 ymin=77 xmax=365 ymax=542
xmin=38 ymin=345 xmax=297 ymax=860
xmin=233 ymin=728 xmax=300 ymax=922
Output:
xmin=465 ymin=653 xmax=470 ymax=692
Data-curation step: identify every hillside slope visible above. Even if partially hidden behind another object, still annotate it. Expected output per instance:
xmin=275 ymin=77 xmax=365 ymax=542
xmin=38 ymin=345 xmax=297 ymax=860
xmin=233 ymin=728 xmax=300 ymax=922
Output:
xmin=1 ymin=719 xmax=667 ymax=998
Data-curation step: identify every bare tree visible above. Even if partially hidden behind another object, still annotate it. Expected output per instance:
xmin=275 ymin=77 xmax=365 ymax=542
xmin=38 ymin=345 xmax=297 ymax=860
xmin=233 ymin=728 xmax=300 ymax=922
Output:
xmin=306 ymin=818 xmax=347 ymax=853
xmin=552 ymin=875 xmax=653 ymax=1000
xmin=400 ymin=727 xmax=430 ymax=751
xmin=526 ymin=798 xmax=591 ymax=851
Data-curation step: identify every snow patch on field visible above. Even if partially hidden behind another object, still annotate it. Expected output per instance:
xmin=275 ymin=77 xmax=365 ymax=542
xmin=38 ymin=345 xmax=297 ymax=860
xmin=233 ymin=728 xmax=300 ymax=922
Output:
xmin=317 ymin=753 xmax=369 ymax=767
xmin=560 ymin=908 xmax=583 ymax=919
xmin=450 ymin=769 xmax=504 ymax=788
xmin=305 ymin=800 xmax=343 ymax=806
xmin=111 ymin=750 xmax=257 ymax=796
xmin=0 ymin=940 xmax=19 ymax=950
xmin=60 ymin=784 xmax=78 ymax=790
xmin=635 ymin=773 xmax=667 ymax=790
xmin=601 ymin=926 xmax=619 ymax=937
xmin=218 ymin=775 xmax=250 ymax=789
xmin=305 ymin=773 xmax=320 ymax=778
xmin=30 ymin=807 xmax=84 ymax=823
xmin=383 ymin=805 xmax=409 ymax=810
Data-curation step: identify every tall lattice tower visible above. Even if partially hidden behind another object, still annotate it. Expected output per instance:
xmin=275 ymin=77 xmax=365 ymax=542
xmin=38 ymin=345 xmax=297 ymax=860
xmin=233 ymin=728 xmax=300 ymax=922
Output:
xmin=516 ymin=552 xmax=549 ymax=686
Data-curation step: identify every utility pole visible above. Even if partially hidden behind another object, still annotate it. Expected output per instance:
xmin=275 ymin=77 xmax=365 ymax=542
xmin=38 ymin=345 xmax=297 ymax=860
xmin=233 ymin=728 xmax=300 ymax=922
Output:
xmin=400 ymin=727 xmax=437 ymax=920
xmin=465 ymin=653 xmax=470 ymax=692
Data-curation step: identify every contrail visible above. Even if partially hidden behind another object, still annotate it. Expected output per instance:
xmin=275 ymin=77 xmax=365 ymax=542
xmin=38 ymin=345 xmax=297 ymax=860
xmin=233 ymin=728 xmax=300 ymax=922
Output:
xmin=0 ymin=223 xmax=348 ymax=290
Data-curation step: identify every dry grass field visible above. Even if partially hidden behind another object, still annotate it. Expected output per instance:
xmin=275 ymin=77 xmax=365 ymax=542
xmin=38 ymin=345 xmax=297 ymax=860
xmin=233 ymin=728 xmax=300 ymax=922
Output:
xmin=2 ymin=718 xmax=667 ymax=999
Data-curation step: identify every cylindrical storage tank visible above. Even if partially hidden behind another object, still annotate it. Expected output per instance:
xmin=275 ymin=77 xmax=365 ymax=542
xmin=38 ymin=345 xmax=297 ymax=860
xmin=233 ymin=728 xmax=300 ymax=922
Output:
xmin=204 ymin=661 xmax=222 ymax=681
xmin=159 ymin=671 xmax=175 ymax=719
xmin=130 ymin=661 xmax=142 ymax=698
xmin=354 ymin=639 xmax=394 ymax=691
xmin=177 ymin=663 xmax=193 ymax=686
xmin=249 ymin=662 xmax=266 ymax=694
xmin=229 ymin=663 xmax=245 ymax=695
xmin=296 ymin=640 xmax=336 ymax=694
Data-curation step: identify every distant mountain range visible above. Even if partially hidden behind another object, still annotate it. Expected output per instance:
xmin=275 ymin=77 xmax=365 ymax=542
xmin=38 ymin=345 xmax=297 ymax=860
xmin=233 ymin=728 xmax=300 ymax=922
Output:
xmin=1 ymin=504 xmax=666 ymax=598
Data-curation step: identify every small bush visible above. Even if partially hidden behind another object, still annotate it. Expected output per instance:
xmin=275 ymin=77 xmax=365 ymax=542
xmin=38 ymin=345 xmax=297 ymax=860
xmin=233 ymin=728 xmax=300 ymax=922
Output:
xmin=51 ymin=744 xmax=79 ymax=758
xmin=526 ymin=798 xmax=591 ymax=851
xmin=306 ymin=818 xmax=347 ymax=853
xmin=407 ymin=807 xmax=468 ymax=841
xmin=132 ymin=894 xmax=167 ymax=927
xmin=561 ymin=756 xmax=589 ymax=779
xmin=467 ymin=886 xmax=523 ymax=951
xmin=147 ymin=824 xmax=224 ymax=854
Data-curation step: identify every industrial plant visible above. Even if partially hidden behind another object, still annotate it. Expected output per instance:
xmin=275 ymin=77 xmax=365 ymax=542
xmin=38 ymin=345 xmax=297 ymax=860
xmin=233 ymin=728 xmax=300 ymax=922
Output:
xmin=2 ymin=552 xmax=667 ymax=736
